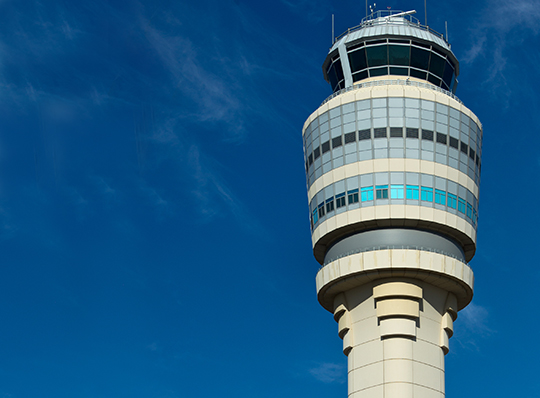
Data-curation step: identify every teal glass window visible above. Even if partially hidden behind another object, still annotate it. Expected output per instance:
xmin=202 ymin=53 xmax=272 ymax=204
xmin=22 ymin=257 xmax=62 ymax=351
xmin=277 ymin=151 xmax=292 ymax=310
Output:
xmin=406 ymin=185 xmax=419 ymax=200
xmin=336 ymin=192 xmax=346 ymax=208
xmin=410 ymin=46 xmax=430 ymax=70
xmin=435 ymin=189 xmax=446 ymax=205
xmin=388 ymin=45 xmax=410 ymax=66
xmin=458 ymin=198 xmax=466 ymax=213
xmin=348 ymin=189 xmax=359 ymax=204
xmin=429 ymin=53 xmax=446 ymax=78
xmin=390 ymin=185 xmax=404 ymax=199
xmin=369 ymin=67 xmax=388 ymax=77
xmin=312 ymin=208 xmax=318 ymax=224
xmin=361 ymin=187 xmax=374 ymax=202
xmin=421 ymin=187 xmax=433 ymax=202
xmin=466 ymin=202 xmax=473 ymax=219
xmin=447 ymin=193 xmax=457 ymax=209
xmin=366 ymin=45 xmax=388 ymax=67
xmin=348 ymin=48 xmax=367 ymax=72
xmin=376 ymin=185 xmax=388 ymax=199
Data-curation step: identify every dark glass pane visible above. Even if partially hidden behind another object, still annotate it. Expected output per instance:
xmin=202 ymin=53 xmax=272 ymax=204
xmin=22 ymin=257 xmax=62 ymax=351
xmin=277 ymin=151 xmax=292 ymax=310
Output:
xmin=332 ymin=136 xmax=342 ymax=148
xmin=460 ymin=142 xmax=468 ymax=154
xmin=449 ymin=137 xmax=459 ymax=149
xmin=352 ymin=70 xmax=369 ymax=82
xmin=390 ymin=128 xmax=403 ymax=137
xmin=388 ymin=45 xmax=410 ymax=66
xmin=334 ymin=59 xmax=344 ymax=82
xmin=348 ymin=48 xmax=367 ymax=72
xmin=366 ymin=45 xmax=388 ymax=67
xmin=374 ymin=128 xmax=387 ymax=138
xmin=442 ymin=60 xmax=454 ymax=87
xmin=369 ymin=67 xmax=388 ymax=77
xmin=358 ymin=129 xmax=371 ymax=140
xmin=427 ymin=74 xmax=441 ymax=86
xmin=308 ymin=153 xmax=313 ymax=165
xmin=429 ymin=53 xmax=446 ymax=78
xmin=390 ymin=67 xmax=408 ymax=76
xmin=348 ymin=41 xmax=364 ymax=51
xmin=410 ymin=68 xmax=427 ymax=80
xmin=410 ymin=46 xmax=430 ymax=70
xmin=406 ymin=128 xmax=419 ymax=138
xmin=422 ymin=130 xmax=433 ymax=141
xmin=327 ymin=63 xmax=338 ymax=90
xmin=314 ymin=147 xmax=321 ymax=159
xmin=436 ymin=132 xmax=447 ymax=144
xmin=322 ymin=141 xmax=330 ymax=153
xmin=345 ymin=132 xmax=356 ymax=144
xmin=470 ymin=148 xmax=476 ymax=160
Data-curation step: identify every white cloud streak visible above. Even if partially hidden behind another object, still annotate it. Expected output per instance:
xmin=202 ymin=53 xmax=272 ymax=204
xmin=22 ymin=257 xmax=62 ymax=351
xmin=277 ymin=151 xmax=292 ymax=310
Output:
xmin=309 ymin=362 xmax=346 ymax=384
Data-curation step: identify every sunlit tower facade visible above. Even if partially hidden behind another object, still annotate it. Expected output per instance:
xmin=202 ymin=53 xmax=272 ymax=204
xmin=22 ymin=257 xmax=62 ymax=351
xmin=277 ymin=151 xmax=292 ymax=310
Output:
xmin=302 ymin=10 xmax=482 ymax=398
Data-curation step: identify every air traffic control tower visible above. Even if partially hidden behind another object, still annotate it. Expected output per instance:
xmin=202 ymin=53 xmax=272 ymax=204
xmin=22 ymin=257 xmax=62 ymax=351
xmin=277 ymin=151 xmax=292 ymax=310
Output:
xmin=302 ymin=10 xmax=482 ymax=398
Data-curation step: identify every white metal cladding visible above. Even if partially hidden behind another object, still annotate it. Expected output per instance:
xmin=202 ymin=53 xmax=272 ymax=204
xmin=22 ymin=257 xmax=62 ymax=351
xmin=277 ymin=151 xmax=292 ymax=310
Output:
xmin=330 ymin=22 xmax=450 ymax=54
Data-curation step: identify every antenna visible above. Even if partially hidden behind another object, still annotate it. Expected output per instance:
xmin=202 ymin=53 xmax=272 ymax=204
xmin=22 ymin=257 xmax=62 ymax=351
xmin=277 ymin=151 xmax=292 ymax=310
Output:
xmin=445 ymin=21 xmax=448 ymax=41
xmin=332 ymin=14 xmax=335 ymax=44
xmin=424 ymin=0 xmax=427 ymax=26
xmin=365 ymin=0 xmax=368 ymax=18
xmin=384 ymin=10 xmax=416 ymax=20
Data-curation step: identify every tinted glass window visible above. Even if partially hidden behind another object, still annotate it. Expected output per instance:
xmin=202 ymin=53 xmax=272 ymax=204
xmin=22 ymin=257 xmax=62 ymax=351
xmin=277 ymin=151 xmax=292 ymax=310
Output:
xmin=366 ymin=45 xmax=388 ymax=67
xmin=332 ymin=136 xmax=342 ymax=148
xmin=427 ymin=74 xmax=441 ymax=86
xmin=352 ymin=70 xmax=369 ymax=82
xmin=406 ymin=128 xmax=419 ymax=138
xmin=369 ymin=67 xmax=388 ymax=77
xmin=358 ymin=129 xmax=371 ymax=140
xmin=348 ymin=48 xmax=367 ymax=72
xmin=442 ymin=60 xmax=454 ymax=87
xmin=410 ymin=68 xmax=427 ymax=79
xmin=436 ymin=132 xmax=447 ymax=144
xmin=390 ymin=67 xmax=408 ymax=76
xmin=429 ymin=53 xmax=445 ymax=78
xmin=327 ymin=63 xmax=338 ymax=90
xmin=345 ymin=132 xmax=356 ymax=144
xmin=334 ymin=59 xmax=344 ymax=82
xmin=388 ymin=45 xmax=409 ymax=66
xmin=410 ymin=46 xmax=430 ymax=70
xmin=314 ymin=147 xmax=320 ymax=159
xmin=422 ymin=130 xmax=434 ymax=141
xmin=449 ymin=137 xmax=459 ymax=149
xmin=390 ymin=127 xmax=403 ymax=137
xmin=322 ymin=141 xmax=330 ymax=153
xmin=374 ymin=128 xmax=387 ymax=138
xmin=460 ymin=142 xmax=468 ymax=154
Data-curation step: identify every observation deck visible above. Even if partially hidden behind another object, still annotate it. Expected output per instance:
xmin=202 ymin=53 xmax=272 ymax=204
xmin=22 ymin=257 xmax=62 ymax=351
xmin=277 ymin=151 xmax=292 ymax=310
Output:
xmin=324 ymin=10 xmax=459 ymax=94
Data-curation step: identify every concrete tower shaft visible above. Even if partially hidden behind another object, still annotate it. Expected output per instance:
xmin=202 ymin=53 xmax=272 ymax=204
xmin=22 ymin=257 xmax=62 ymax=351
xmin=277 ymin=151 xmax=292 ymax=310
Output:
xmin=302 ymin=11 xmax=482 ymax=398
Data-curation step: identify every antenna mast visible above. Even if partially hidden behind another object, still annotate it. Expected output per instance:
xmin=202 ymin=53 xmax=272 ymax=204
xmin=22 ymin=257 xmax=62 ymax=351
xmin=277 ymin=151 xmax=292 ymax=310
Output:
xmin=332 ymin=14 xmax=334 ymax=44
xmin=424 ymin=0 xmax=427 ymax=25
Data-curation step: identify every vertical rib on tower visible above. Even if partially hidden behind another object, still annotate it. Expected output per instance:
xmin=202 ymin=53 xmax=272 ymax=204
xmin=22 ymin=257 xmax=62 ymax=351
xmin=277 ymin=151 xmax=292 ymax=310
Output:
xmin=302 ymin=10 xmax=482 ymax=398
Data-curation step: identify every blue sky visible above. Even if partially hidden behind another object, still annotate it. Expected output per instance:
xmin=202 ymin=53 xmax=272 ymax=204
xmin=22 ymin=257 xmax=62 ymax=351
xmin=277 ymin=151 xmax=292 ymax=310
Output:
xmin=0 ymin=0 xmax=538 ymax=397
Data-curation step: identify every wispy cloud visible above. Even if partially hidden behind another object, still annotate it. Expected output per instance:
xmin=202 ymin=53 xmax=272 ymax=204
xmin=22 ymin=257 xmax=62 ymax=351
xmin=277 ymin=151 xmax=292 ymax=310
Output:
xmin=309 ymin=362 xmax=346 ymax=383
xmin=463 ymin=0 xmax=540 ymax=90
xmin=454 ymin=302 xmax=493 ymax=352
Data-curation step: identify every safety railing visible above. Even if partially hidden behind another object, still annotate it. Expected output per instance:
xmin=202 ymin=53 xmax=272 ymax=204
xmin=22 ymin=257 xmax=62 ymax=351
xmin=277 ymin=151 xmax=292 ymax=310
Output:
xmin=334 ymin=10 xmax=446 ymax=44
xmin=320 ymin=78 xmax=462 ymax=106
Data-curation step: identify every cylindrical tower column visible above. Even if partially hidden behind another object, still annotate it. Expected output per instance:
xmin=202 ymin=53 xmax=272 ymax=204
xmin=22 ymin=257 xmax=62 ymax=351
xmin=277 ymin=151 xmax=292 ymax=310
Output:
xmin=302 ymin=10 xmax=482 ymax=398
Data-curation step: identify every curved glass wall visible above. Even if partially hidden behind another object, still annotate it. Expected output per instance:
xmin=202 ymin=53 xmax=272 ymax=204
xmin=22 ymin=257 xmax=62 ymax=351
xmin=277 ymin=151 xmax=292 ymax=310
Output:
xmin=326 ymin=52 xmax=345 ymax=92
xmin=346 ymin=38 xmax=456 ymax=92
